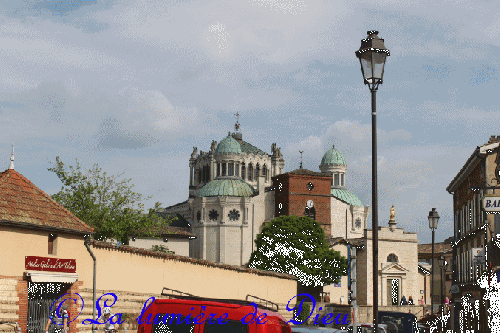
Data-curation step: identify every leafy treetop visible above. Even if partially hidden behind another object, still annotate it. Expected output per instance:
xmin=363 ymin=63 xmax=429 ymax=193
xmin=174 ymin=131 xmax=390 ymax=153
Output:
xmin=48 ymin=156 xmax=175 ymax=244
xmin=247 ymin=215 xmax=347 ymax=287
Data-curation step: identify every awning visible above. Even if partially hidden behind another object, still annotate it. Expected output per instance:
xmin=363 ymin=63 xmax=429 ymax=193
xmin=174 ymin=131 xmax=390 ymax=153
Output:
xmin=25 ymin=271 xmax=79 ymax=283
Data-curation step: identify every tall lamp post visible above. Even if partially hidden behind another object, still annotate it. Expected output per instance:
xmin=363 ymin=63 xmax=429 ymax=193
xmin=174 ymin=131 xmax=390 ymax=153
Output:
xmin=355 ymin=31 xmax=390 ymax=333
xmin=428 ymin=208 xmax=440 ymax=315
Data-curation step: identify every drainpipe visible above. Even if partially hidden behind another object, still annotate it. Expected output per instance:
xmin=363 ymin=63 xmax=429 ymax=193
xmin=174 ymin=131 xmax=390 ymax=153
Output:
xmin=85 ymin=238 xmax=97 ymax=333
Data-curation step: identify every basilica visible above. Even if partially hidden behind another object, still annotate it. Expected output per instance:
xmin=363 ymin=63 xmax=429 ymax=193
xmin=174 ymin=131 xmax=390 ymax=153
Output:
xmin=162 ymin=127 xmax=370 ymax=266
xmin=162 ymin=126 xmax=423 ymax=308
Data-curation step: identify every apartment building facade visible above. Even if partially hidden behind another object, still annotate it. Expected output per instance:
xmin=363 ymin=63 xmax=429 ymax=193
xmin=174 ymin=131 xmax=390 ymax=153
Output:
xmin=446 ymin=135 xmax=500 ymax=333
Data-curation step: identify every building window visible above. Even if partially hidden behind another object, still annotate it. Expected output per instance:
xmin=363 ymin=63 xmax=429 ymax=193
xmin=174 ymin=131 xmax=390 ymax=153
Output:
xmin=307 ymin=182 xmax=314 ymax=191
xmin=241 ymin=163 xmax=246 ymax=180
xmin=355 ymin=218 xmax=361 ymax=228
xmin=222 ymin=163 xmax=226 ymax=176
xmin=209 ymin=209 xmax=219 ymax=221
xmin=197 ymin=169 xmax=201 ymax=183
xmin=341 ymin=174 xmax=345 ymax=186
xmin=263 ymin=165 xmax=268 ymax=182
xmin=217 ymin=163 xmax=220 ymax=177
xmin=48 ymin=234 xmax=57 ymax=255
xmin=197 ymin=211 xmax=201 ymax=221
xmin=248 ymin=164 xmax=253 ymax=181
xmin=255 ymin=164 xmax=260 ymax=181
xmin=334 ymin=174 xmax=339 ymax=186
xmin=228 ymin=209 xmax=240 ymax=221
xmin=228 ymin=163 xmax=234 ymax=176
xmin=387 ymin=253 xmax=398 ymax=263
xmin=235 ymin=163 xmax=239 ymax=177
xmin=304 ymin=207 xmax=316 ymax=220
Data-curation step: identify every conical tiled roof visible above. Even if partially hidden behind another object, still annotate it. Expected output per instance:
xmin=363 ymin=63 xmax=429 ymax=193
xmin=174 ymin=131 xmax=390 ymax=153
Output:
xmin=0 ymin=169 xmax=94 ymax=233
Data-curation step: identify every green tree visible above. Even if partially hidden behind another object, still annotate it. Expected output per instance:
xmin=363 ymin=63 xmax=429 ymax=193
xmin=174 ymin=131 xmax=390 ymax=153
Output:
xmin=48 ymin=156 xmax=175 ymax=244
xmin=247 ymin=215 xmax=347 ymax=287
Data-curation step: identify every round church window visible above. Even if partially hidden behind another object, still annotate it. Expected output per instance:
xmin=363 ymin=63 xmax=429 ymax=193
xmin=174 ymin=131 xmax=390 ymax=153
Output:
xmin=228 ymin=209 xmax=240 ymax=221
xmin=209 ymin=209 xmax=219 ymax=221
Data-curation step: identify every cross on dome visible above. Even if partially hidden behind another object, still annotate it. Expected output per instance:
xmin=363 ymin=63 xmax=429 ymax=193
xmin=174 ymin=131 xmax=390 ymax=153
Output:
xmin=234 ymin=112 xmax=240 ymax=131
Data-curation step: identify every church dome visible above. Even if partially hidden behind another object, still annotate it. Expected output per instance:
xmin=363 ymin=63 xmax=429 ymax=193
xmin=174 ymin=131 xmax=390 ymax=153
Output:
xmin=198 ymin=177 xmax=256 ymax=197
xmin=320 ymin=145 xmax=347 ymax=166
xmin=215 ymin=133 xmax=243 ymax=155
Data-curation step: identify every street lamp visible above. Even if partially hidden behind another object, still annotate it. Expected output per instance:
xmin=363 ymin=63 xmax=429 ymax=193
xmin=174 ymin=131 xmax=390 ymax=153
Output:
xmin=355 ymin=31 xmax=390 ymax=333
xmin=428 ymin=207 xmax=440 ymax=315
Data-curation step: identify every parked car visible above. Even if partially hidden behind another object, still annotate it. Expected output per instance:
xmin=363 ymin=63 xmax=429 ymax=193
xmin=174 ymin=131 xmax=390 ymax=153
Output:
xmin=378 ymin=311 xmax=419 ymax=333
xmin=138 ymin=288 xmax=292 ymax=333
xmin=346 ymin=324 xmax=388 ymax=333
xmin=291 ymin=325 xmax=348 ymax=333
xmin=417 ymin=324 xmax=430 ymax=333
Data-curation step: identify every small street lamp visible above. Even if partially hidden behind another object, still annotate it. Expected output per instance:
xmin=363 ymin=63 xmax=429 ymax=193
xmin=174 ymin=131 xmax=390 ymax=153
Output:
xmin=355 ymin=31 xmax=390 ymax=333
xmin=428 ymin=208 xmax=440 ymax=315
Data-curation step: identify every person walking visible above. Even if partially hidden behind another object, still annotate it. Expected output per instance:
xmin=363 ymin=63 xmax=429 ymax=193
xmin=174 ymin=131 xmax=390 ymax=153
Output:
xmin=420 ymin=296 xmax=425 ymax=305
xmin=101 ymin=307 xmax=119 ymax=333
xmin=400 ymin=296 xmax=408 ymax=305
xmin=408 ymin=296 xmax=414 ymax=305
xmin=45 ymin=303 xmax=69 ymax=333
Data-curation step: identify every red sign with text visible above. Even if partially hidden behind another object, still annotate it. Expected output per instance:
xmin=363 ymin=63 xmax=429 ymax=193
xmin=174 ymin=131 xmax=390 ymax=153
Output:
xmin=25 ymin=256 xmax=76 ymax=273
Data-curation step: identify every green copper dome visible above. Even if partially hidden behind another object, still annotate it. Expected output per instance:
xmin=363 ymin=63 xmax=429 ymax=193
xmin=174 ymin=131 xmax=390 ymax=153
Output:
xmin=198 ymin=177 xmax=256 ymax=197
xmin=215 ymin=133 xmax=243 ymax=155
xmin=331 ymin=188 xmax=363 ymax=206
xmin=320 ymin=145 xmax=347 ymax=166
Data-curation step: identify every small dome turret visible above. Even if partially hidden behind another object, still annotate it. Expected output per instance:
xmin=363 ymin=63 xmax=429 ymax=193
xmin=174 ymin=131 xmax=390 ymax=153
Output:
xmin=320 ymin=145 xmax=346 ymax=166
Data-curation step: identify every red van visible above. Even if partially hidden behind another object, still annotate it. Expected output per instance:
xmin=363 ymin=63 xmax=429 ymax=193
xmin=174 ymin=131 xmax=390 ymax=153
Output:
xmin=137 ymin=288 xmax=292 ymax=333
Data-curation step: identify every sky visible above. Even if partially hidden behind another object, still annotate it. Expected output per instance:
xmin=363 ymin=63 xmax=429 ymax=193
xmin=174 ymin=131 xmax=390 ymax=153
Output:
xmin=1 ymin=0 xmax=500 ymax=245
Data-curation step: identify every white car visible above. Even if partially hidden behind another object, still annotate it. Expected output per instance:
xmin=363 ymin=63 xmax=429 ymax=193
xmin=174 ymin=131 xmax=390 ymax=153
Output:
xmin=346 ymin=324 xmax=388 ymax=333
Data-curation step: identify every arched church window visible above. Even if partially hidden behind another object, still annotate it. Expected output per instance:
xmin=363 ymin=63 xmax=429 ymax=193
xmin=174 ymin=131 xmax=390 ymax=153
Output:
xmin=355 ymin=218 xmax=361 ymax=228
xmin=263 ymin=165 xmax=268 ymax=182
xmin=387 ymin=253 xmax=398 ymax=263
xmin=217 ymin=163 xmax=220 ymax=177
xmin=228 ymin=209 xmax=240 ymax=221
xmin=248 ymin=164 xmax=253 ymax=181
xmin=228 ymin=163 xmax=234 ymax=176
xmin=241 ymin=163 xmax=246 ymax=180
xmin=305 ymin=207 xmax=316 ymax=220
xmin=209 ymin=209 xmax=219 ymax=221
xmin=255 ymin=164 xmax=260 ymax=181
xmin=222 ymin=163 xmax=226 ymax=176
xmin=197 ymin=211 xmax=201 ymax=221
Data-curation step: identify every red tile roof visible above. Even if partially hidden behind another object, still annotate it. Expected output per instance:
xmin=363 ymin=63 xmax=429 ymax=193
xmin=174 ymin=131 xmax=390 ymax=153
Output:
xmin=0 ymin=169 xmax=93 ymax=233
xmin=418 ymin=243 xmax=452 ymax=254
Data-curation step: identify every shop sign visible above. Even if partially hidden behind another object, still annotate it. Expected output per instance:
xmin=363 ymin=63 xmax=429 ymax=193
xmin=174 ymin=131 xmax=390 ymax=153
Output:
xmin=482 ymin=195 xmax=500 ymax=213
xmin=25 ymin=256 xmax=76 ymax=273
xmin=471 ymin=248 xmax=486 ymax=265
